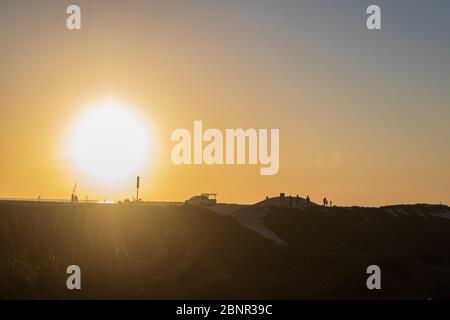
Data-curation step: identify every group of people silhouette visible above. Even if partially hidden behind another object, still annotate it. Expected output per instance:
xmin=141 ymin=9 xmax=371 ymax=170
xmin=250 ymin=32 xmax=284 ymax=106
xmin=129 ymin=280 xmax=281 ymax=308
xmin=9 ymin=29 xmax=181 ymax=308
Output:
xmin=71 ymin=194 xmax=78 ymax=203
xmin=323 ymin=197 xmax=332 ymax=206
xmin=304 ymin=195 xmax=334 ymax=206
xmin=274 ymin=194 xmax=334 ymax=207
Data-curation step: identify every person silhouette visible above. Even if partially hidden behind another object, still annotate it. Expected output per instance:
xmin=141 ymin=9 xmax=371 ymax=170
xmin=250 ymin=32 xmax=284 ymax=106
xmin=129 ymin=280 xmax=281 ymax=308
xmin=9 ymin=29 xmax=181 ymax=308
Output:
xmin=306 ymin=195 xmax=310 ymax=205
xmin=323 ymin=197 xmax=327 ymax=206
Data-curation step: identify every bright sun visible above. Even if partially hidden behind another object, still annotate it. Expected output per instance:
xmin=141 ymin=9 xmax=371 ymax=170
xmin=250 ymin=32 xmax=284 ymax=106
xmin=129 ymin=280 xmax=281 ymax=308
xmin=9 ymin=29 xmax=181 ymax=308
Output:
xmin=68 ymin=99 xmax=150 ymax=185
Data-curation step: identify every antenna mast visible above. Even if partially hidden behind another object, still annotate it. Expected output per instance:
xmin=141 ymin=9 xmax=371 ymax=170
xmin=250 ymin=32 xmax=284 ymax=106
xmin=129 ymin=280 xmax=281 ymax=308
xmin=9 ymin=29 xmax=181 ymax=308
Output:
xmin=136 ymin=176 xmax=140 ymax=201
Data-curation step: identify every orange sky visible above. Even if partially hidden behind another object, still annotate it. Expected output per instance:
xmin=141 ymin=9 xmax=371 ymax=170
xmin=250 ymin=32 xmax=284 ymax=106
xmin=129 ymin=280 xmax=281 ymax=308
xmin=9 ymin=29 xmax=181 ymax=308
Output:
xmin=0 ymin=1 xmax=449 ymax=206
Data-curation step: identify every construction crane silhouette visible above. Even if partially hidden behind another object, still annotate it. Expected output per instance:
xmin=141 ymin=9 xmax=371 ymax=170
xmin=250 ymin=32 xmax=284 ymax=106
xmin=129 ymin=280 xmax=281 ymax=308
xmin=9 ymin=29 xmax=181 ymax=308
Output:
xmin=71 ymin=183 xmax=78 ymax=203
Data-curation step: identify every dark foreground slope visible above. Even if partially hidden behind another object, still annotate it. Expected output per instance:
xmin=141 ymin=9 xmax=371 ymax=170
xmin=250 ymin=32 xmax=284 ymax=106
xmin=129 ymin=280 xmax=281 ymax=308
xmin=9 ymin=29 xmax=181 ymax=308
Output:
xmin=0 ymin=202 xmax=449 ymax=299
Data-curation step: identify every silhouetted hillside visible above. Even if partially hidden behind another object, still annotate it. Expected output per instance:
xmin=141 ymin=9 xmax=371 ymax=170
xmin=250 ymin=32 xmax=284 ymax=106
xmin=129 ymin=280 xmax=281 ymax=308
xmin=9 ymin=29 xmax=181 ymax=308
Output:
xmin=0 ymin=202 xmax=449 ymax=299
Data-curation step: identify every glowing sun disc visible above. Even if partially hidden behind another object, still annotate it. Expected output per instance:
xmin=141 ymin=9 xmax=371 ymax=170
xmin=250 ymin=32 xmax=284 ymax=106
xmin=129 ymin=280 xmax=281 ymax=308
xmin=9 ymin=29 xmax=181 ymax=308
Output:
xmin=68 ymin=99 xmax=150 ymax=185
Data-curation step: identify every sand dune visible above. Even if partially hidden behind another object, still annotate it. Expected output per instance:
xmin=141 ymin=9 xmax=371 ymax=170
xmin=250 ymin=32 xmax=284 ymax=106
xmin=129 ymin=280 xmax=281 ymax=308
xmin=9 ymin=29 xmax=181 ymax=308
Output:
xmin=1 ymin=201 xmax=449 ymax=299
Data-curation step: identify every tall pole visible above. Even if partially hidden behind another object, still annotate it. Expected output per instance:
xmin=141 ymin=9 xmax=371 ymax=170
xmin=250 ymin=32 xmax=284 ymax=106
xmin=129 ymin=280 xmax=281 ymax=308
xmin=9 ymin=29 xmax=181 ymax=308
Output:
xmin=136 ymin=176 xmax=140 ymax=201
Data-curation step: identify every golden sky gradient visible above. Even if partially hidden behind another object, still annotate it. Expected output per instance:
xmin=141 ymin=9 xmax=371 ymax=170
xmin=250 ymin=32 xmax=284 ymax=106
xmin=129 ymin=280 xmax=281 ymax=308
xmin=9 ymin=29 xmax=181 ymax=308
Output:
xmin=0 ymin=1 xmax=449 ymax=206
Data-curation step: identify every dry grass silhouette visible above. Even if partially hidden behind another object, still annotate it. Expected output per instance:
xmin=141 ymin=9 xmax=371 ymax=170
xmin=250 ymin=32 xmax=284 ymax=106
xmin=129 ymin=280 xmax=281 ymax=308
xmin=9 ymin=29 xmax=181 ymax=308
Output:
xmin=0 ymin=202 xmax=449 ymax=299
